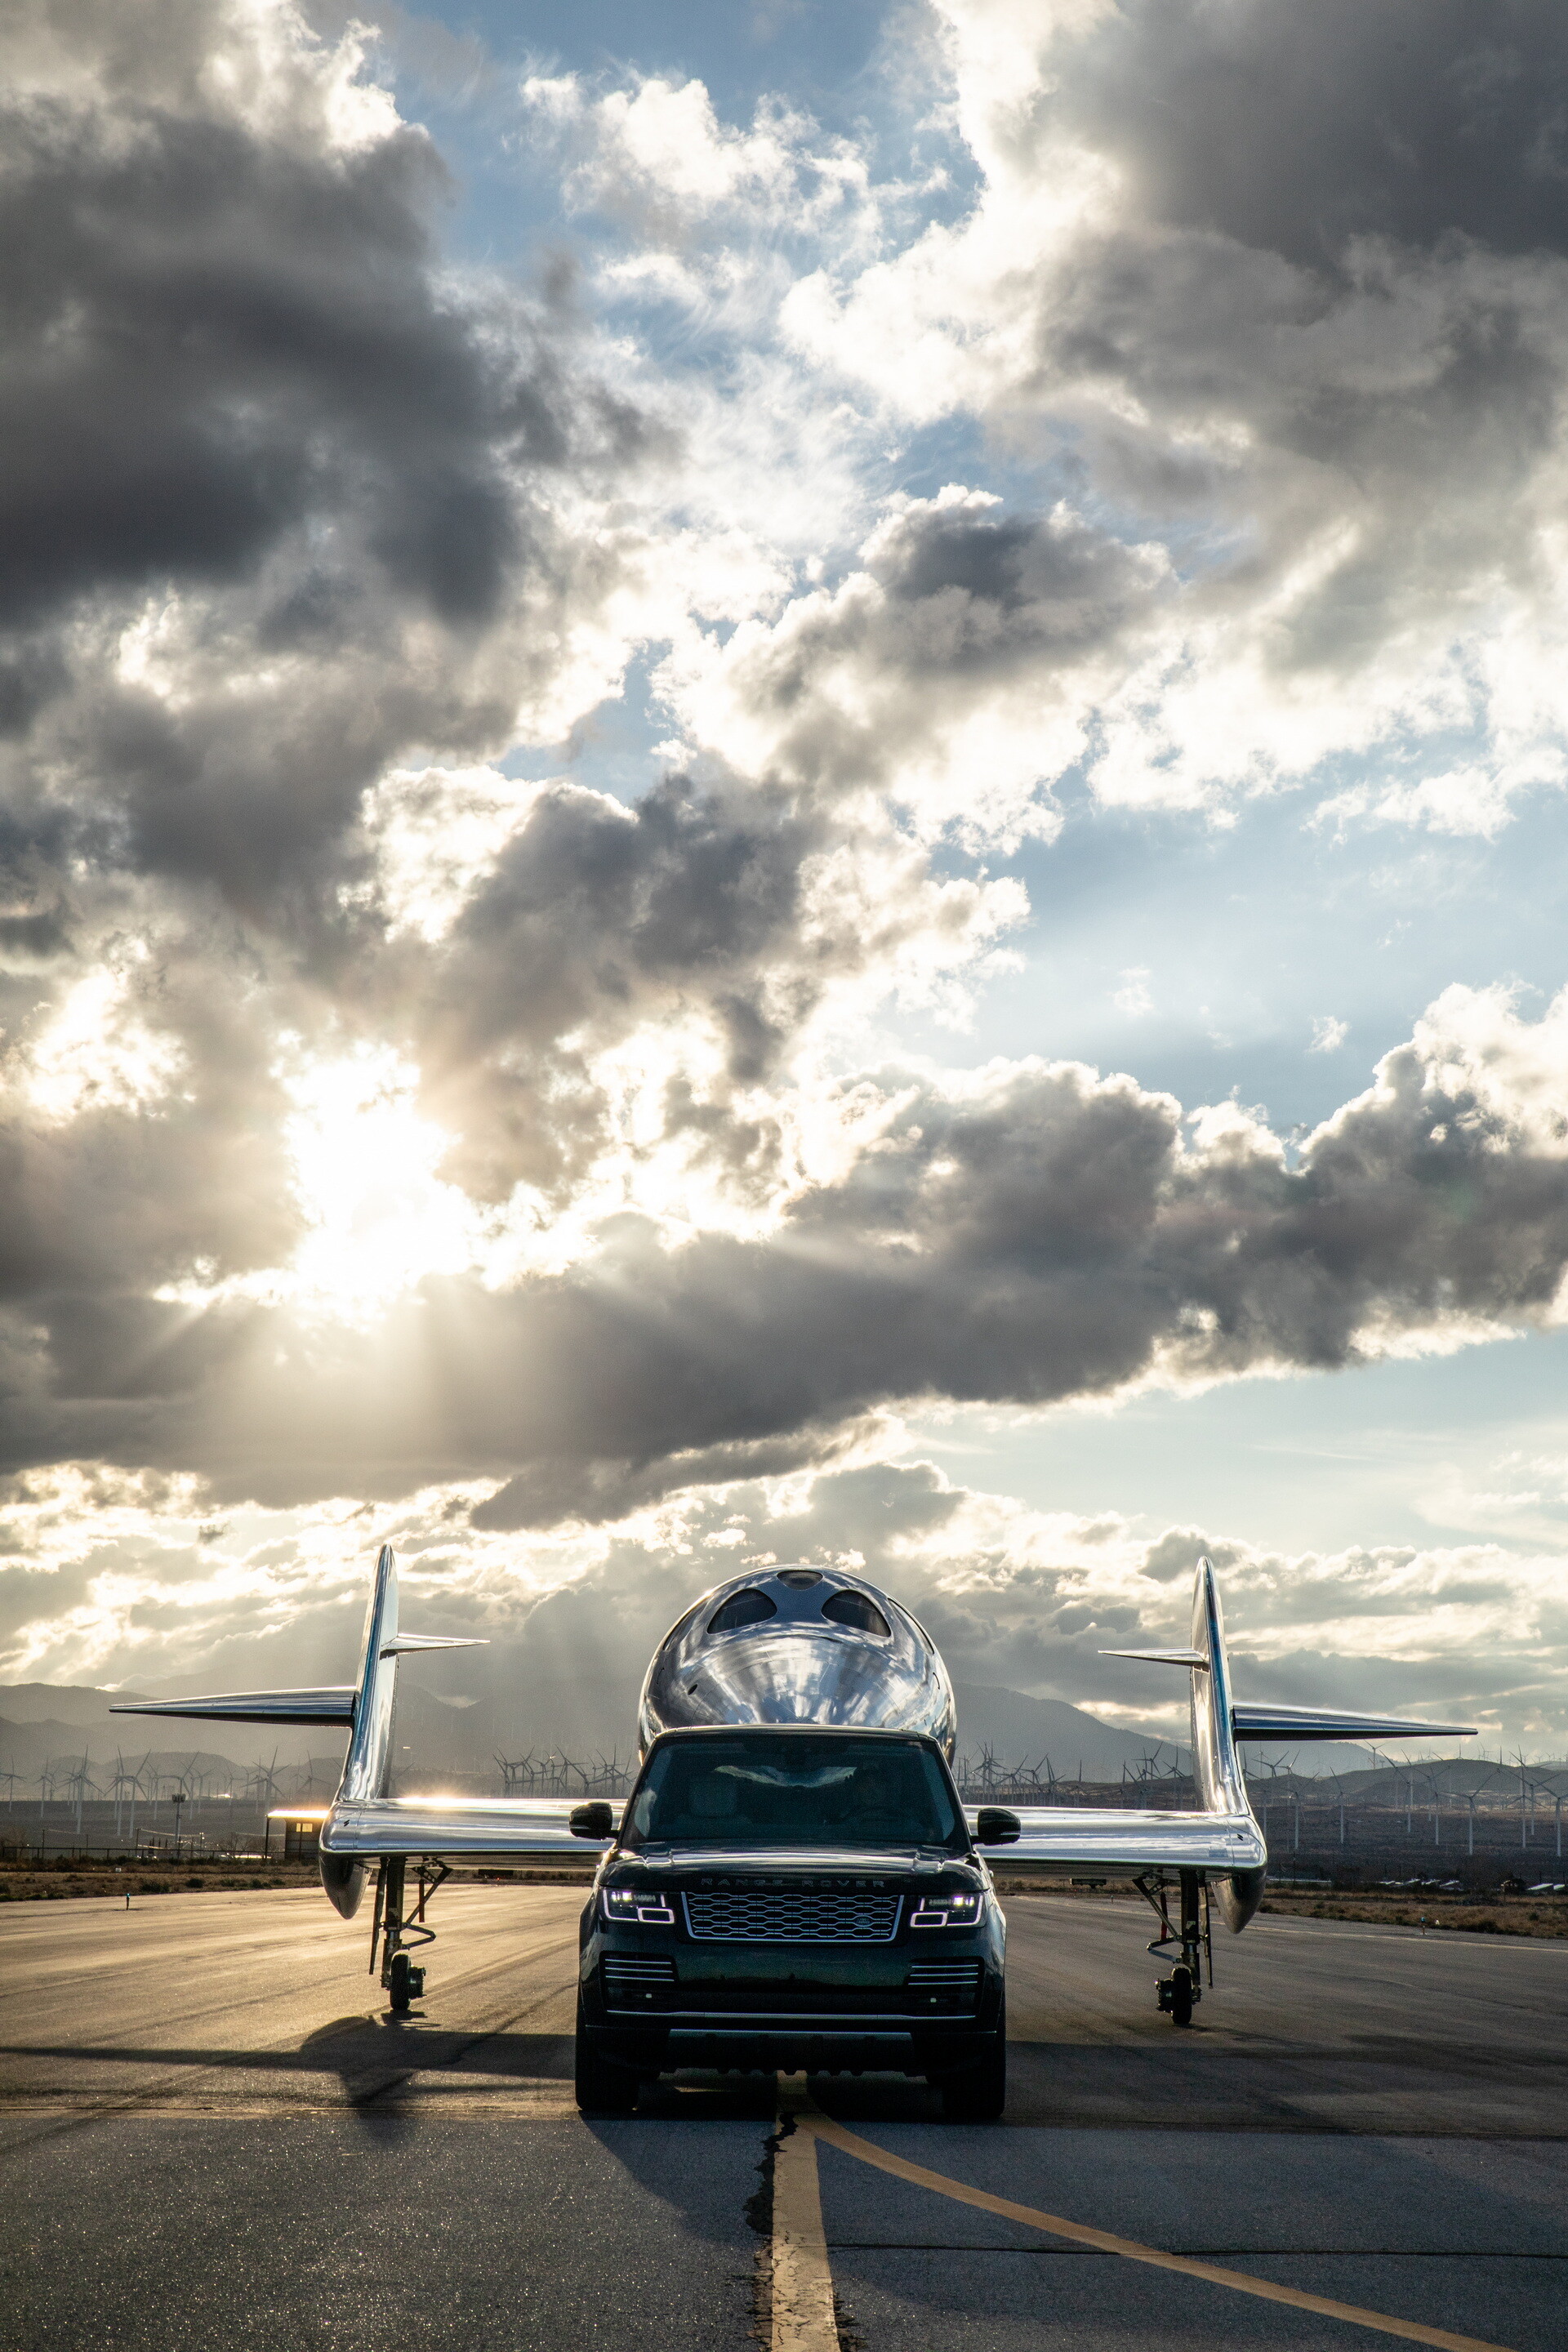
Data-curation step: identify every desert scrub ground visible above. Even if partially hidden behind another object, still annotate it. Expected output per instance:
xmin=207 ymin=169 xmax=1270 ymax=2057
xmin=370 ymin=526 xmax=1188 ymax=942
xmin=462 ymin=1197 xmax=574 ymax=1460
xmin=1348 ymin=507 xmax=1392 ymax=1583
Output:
xmin=0 ymin=1858 xmax=321 ymax=1900
xmin=1257 ymin=1888 xmax=1568 ymax=1937
xmin=992 ymin=1881 xmax=1568 ymax=1941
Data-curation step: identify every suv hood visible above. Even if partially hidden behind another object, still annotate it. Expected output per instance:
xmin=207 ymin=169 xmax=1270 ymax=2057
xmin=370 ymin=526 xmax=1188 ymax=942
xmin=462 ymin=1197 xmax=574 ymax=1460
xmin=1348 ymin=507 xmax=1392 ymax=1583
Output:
xmin=611 ymin=1845 xmax=976 ymax=1878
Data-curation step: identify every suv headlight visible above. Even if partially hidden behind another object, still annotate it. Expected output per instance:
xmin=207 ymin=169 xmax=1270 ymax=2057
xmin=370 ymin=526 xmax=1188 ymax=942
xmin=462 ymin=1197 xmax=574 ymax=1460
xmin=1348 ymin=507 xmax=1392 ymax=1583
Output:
xmin=910 ymin=1890 xmax=984 ymax=1928
xmin=603 ymin=1886 xmax=675 ymax=1927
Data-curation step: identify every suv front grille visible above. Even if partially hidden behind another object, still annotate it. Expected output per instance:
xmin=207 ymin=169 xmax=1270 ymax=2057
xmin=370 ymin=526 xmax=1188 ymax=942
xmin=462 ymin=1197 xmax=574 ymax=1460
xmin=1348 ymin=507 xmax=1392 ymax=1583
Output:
xmin=682 ymin=1883 xmax=902 ymax=1943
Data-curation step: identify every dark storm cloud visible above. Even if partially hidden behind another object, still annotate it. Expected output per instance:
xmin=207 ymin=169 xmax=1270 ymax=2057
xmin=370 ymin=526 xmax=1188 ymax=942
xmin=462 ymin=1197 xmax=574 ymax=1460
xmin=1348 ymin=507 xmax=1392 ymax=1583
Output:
xmin=708 ymin=494 xmax=1164 ymax=806
xmin=0 ymin=20 xmax=565 ymax=631
xmin=993 ymin=0 xmax=1568 ymax=692
xmin=1067 ymin=0 xmax=1568 ymax=271
xmin=0 ymin=0 xmax=653 ymax=922
xmin=470 ymin=1416 xmax=889 ymax=1530
xmin=630 ymin=0 xmax=1568 ymax=833
xmin=866 ymin=499 xmax=1156 ymax=670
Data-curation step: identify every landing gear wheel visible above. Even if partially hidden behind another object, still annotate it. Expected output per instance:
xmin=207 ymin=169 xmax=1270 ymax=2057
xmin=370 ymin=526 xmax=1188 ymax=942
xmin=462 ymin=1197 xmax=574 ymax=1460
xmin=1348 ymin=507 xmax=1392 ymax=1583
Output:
xmin=941 ymin=1999 xmax=1006 ymax=2121
xmin=1156 ymin=1962 xmax=1196 ymax=2025
xmin=575 ymin=1998 xmax=638 ymax=2115
xmin=389 ymin=1951 xmax=412 ymax=2012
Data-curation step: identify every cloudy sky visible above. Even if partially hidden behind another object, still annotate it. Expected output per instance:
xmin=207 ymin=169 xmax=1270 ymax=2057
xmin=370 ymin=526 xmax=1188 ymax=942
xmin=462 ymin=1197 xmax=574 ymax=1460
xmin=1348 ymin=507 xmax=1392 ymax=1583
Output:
xmin=4 ymin=0 xmax=1568 ymax=1758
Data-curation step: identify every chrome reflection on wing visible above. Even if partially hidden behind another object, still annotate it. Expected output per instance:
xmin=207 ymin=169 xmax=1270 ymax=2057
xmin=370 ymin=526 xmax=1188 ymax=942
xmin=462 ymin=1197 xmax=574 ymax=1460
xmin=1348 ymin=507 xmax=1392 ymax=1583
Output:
xmin=323 ymin=1793 xmax=619 ymax=1858
xmin=964 ymin=1804 xmax=1266 ymax=1876
xmin=637 ymin=1565 xmax=957 ymax=1757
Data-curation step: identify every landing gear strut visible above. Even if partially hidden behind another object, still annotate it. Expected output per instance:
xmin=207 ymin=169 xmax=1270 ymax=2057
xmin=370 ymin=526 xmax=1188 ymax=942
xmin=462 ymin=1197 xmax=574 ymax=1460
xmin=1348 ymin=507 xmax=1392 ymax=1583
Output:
xmin=1136 ymin=1869 xmax=1211 ymax=2027
xmin=370 ymin=1856 xmax=448 ymax=2011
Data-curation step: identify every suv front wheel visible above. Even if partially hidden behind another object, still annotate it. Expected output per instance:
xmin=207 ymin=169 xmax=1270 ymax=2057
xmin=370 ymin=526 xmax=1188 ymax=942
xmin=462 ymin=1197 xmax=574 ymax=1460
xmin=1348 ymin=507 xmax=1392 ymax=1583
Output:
xmin=574 ymin=1993 xmax=639 ymax=2114
xmin=939 ymin=1998 xmax=1006 ymax=2122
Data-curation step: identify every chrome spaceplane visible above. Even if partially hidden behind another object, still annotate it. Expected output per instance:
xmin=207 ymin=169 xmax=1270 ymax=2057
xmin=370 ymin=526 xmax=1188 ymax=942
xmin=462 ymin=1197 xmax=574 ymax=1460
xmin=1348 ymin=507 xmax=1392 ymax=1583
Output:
xmin=115 ymin=1548 xmax=1472 ymax=2113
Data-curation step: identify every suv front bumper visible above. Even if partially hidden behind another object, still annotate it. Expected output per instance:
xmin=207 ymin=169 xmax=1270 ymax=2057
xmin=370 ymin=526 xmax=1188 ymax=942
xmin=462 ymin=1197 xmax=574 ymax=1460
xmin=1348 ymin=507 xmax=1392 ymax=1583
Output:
xmin=581 ymin=1921 xmax=1004 ymax=2078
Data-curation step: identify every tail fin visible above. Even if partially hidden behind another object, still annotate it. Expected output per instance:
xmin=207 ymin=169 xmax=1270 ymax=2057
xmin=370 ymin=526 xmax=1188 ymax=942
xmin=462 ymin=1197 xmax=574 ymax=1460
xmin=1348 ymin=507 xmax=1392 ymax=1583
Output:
xmin=337 ymin=1541 xmax=467 ymax=1807
xmin=1103 ymin=1555 xmax=1476 ymax=1933
xmin=109 ymin=1543 xmax=485 ymax=1745
xmin=1106 ymin=1561 xmax=1475 ymax=1748
xmin=1186 ymin=1556 xmax=1250 ymax=1820
xmin=112 ymin=1542 xmax=486 ymax=1920
xmin=1186 ymin=1558 xmax=1263 ymax=1931
xmin=323 ymin=1544 xmax=487 ymax=1916
xmin=1101 ymin=1557 xmax=1249 ymax=1818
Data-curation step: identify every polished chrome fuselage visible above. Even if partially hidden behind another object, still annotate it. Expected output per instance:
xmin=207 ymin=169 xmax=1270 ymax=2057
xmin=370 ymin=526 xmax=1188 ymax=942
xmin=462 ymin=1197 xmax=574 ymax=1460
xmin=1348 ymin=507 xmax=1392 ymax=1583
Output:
xmin=637 ymin=1567 xmax=957 ymax=1757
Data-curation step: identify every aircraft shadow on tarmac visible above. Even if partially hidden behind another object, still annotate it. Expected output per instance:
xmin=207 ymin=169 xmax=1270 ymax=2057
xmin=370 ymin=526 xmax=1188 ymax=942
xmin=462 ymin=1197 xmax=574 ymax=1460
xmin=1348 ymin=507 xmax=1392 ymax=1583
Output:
xmin=2 ymin=2018 xmax=573 ymax=2109
xmin=7 ymin=2020 xmax=1559 ymax=2133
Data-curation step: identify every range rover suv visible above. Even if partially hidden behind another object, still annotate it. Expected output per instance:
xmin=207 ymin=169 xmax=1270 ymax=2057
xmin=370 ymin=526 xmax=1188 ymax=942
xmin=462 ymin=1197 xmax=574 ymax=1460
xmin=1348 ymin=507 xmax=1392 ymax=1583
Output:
xmin=572 ymin=1724 xmax=1011 ymax=2118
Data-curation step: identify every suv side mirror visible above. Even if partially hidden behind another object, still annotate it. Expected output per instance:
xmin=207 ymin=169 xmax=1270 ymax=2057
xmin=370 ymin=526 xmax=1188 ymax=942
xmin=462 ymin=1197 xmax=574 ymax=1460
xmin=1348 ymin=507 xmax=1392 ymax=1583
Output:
xmin=974 ymin=1806 xmax=1021 ymax=1846
xmin=569 ymin=1800 xmax=615 ymax=1840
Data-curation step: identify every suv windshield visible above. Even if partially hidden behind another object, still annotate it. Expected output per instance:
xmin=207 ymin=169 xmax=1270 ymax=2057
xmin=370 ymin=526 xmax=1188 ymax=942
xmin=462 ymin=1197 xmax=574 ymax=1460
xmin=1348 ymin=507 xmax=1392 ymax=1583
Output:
xmin=621 ymin=1733 xmax=965 ymax=1852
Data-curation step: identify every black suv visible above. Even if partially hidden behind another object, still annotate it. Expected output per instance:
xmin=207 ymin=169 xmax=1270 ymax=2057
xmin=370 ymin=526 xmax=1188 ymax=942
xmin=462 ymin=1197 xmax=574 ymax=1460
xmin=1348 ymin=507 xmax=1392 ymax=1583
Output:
xmin=573 ymin=1725 xmax=1009 ymax=2118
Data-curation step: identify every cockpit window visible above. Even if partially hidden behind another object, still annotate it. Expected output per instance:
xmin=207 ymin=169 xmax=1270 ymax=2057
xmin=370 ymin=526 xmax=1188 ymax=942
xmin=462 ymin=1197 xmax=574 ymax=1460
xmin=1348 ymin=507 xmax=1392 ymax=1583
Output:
xmin=621 ymin=1733 xmax=965 ymax=1851
xmin=822 ymin=1588 xmax=891 ymax=1637
xmin=707 ymin=1587 xmax=777 ymax=1634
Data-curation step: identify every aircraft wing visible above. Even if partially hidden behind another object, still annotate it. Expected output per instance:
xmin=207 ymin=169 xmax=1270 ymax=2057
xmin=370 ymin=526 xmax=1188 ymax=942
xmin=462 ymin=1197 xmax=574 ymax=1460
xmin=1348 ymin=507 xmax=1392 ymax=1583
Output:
xmin=331 ymin=1794 xmax=1261 ymax=1873
xmin=328 ymin=1792 xmax=1265 ymax=1874
xmin=964 ymin=1806 xmax=1265 ymax=1876
xmin=322 ymin=1793 xmax=619 ymax=1861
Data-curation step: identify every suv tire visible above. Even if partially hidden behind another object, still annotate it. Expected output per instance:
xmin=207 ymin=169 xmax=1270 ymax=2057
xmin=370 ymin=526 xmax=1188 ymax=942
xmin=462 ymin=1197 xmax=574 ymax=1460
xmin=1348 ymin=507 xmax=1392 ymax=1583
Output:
xmin=575 ymin=1994 xmax=639 ymax=2114
xmin=940 ymin=1998 xmax=1006 ymax=2122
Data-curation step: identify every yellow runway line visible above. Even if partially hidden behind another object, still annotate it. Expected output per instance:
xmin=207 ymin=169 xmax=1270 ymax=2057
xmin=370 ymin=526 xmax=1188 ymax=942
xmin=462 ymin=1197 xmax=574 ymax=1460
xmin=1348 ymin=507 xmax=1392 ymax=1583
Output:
xmin=804 ymin=2109 xmax=1516 ymax=2352
xmin=773 ymin=2081 xmax=840 ymax=2352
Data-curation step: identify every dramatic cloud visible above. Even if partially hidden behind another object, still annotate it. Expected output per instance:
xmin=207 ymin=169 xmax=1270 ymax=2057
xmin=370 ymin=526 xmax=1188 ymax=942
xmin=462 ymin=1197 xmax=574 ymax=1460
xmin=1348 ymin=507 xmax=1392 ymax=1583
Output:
xmin=670 ymin=488 xmax=1169 ymax=847
xmin=0 ymin=2 xmax=663 ymax=930
xmin=771 ymin=0 xmax=1568 ymax=831
xmin=3 ymin=0 xmax=1568 ymax=1754
xmin=5 ymin=978 xmax=1568 ymax=1524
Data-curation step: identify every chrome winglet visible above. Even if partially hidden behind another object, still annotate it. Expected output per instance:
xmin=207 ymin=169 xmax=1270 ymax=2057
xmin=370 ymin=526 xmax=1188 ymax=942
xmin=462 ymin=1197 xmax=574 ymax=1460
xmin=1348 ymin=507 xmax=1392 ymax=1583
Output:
xmin=110 ymin=1687 xmax=356 ymax=1726
xmin=1231 ymin=1703 xmax=1477 ymax=1741
xmin=1103 ymin=1556 xmax=1476 ymax=1933
xmin=318 ymin=1544 xmax=486 ymax=1916
xmin=114 ymin=1542 xmax=492 ymax=1922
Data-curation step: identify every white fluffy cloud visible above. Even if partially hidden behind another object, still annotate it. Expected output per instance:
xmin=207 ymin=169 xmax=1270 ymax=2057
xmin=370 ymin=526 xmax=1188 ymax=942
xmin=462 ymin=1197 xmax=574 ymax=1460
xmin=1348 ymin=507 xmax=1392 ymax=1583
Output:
xmin=763 ymin=1 xmax=1568 ymax=835
xmin=5 ymin=1452 xmax=1560 ymax=1751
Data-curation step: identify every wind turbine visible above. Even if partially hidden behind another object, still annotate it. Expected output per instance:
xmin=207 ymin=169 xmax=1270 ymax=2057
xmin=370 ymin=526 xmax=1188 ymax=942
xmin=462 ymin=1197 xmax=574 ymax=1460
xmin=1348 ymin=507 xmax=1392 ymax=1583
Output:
xmin=65 ymin=1752 xmax=100 ymax=1841
xmin=107 ymin=1750 xmax=143 ymax=1840
xmin=1512 ymin=1748 xmax=1535 ymax=1851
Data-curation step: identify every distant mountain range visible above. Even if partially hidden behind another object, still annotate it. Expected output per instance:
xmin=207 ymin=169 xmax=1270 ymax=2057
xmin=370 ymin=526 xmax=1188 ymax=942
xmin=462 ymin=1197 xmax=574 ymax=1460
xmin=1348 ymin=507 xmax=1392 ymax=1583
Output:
xmin=1 ymin=1672 xmax=1412 ymax=1797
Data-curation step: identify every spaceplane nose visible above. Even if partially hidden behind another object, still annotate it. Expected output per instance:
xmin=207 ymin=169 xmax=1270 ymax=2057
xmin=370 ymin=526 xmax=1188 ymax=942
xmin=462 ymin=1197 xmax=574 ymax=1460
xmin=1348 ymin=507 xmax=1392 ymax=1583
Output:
xmin=686 ymin=1632 xmax=888 ymax=1727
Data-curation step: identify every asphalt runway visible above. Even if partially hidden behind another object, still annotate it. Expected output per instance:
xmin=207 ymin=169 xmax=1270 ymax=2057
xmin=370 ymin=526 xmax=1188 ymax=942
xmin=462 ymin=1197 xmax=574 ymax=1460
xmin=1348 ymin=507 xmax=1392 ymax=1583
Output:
xmin=1 ymin=1885 xmax=1564 ymax=2351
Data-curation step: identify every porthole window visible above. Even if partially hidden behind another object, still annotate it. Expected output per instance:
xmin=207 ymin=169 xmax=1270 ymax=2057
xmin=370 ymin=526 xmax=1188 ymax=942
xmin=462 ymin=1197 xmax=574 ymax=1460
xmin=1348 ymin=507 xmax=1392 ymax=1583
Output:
xmin=708 ymin=1588 xmax=777 ymax=1634
xmin=822 ymin=1588 xmax=891 ymax=1637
